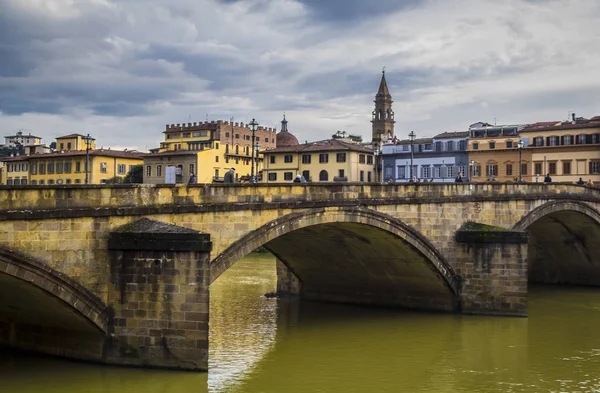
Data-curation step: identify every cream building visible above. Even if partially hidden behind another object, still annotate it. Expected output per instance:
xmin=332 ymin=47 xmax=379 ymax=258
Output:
xmin=519 ymin=115 xmax=600 ymax=183
xmin=143 ymin=119 xmax=277 ymax=184
xmin=262 ymin=138 xmax=375 ymax=183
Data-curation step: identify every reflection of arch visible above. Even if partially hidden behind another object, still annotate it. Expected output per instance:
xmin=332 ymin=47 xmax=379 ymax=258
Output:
xmin=0 ymin=249 xmax=109 ymax=332
xmin=319 ymin=170 xmax=328 ymax=181
xmin=210 ymin=207 xmax=460 ymax=295
xmin=513 ymin=201 xmax=600 ymax=231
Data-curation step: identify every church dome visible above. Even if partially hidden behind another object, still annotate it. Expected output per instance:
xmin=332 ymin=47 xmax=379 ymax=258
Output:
xmin=276 ymin=114 xmax=299 ymax=147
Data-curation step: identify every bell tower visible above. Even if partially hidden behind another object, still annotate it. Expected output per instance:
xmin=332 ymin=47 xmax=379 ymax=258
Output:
xmin=371 ymin=69 xmax=395 ymax=143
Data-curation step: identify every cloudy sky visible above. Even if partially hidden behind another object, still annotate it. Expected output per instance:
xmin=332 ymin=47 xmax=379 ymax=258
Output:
xmin=1 ymin=0 xmax=599 ymax=151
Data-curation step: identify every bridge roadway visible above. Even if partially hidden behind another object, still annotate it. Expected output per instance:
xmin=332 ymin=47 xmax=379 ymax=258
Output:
xmin=0 ymin=183 xmax=599 ymax=371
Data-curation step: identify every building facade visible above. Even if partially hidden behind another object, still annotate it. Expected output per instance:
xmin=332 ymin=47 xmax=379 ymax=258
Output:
xmin=262 ymin=139 xmax=375 ymax=183
xmin=466 ymin=124 xmax=529 ymax=182
xmin=3 ymin=130 xmax=42 ymax=147
xmin=382 ymin=133 xmax=469 ymax=183
xmin=519 ymin=116 xmax=600 ymax=183
xmin=143 ymin=119 xmax=277 ymax=184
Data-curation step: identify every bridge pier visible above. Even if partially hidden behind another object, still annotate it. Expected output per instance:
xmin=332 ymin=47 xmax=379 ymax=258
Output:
xmin=107 ymin=219 xmax=212 ymax=371
xmin=276 ymin=259 xmax=302 ymax=296
xmin=455 ymin=223 xmax=529 ymax=316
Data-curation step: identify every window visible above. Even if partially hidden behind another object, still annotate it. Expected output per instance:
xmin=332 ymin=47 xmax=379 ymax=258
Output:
xmin=13 ymin=179 xmax=20 ymax=185
xmin=302 ymin=170 xmax=310 ymax=182
xmin=435 ymin=141 xmax=442 ymax=152
xmin=183 ymin=132 xmax=191 ymax=138
xmin=282 ymin=155 xmax=292 ymax=163
xmin=118 ymin=164 xmax=126 ymax=175
xmin=302 ymin=154 xmax=311 ymax=164
xmin=66 ymin=179 xmax=71 ymax=184
xmin=563 ymin=161 xmax=571 ymax=175
xmin=215 ymin=156 xmax=219 ymax=163
xmin=422 ymin=166 xmax=431 ymax=178
xmin=447 ymin=141 xmax=454 ymax=151
xmin=521 ymin=163 xmax=528 ymax=176
xmin=215 ymin=169 xmax=219 ymax=179
xmin=270 ymin=156 xmax=276 ymax=164
xmin=225 ymin=145 xmax=229 ymax=153
xmin=216 ymin=143 xmax=219 ymax=149
xmin=447 ymin=166 xmax=454 ymax=178
xmin=434 ymin=166 xmax=441 ymax=178
xmin=338 ymin=169 xmax=345 ymax=178
xmin=47 ymin=162 xmax=55 ymax=174
xmin=22 ymin=164 xmax=27 ymax=172
xmin=31 ymin=163 xmax=37 ymax=175
xmin=225 ymin=132 xmax=230 ymax=138
xmin=146 ymin=165 xmax=152 ymax=177
xmin=100 ymin=162 xmax=107 ymax=173
xmin=336 ymin=153 xmax=346 ymax=163
xmin=358 ymin=154 xmax=365 ymax=164
xmin=6 ymin=164 xmax=12 ymax=172
xmin=192 ymin=131 xmax=208 ymax=137
xmin=506 ymin=141 xmax=513 ymax=148
xmin=31 ymin=180 xmax=37 ymax=185
xmin=76 ymin=161 xmax=81 ymax=172
xmin=473 ymin=165 xmax=481 ymax=177
xmin=6 ymin=179 xmax=13 ymax=185
xmin=235 ymin=146 xmax=239 ymax=154
xmin=360 ymin=170 xmax=364 ymax=182
xmin=398 ymin=166 xmax=406 ymax=179
xmin=506 ymin=164 xmax=513 ymax=176
xmin=67 ymin=142 xmax=72 ymax=150
xmin=284 ymin=172 xmax=293 ymax=181
xmin=534 ymin=137 xmax=544 ymax=146
xmin=56 ymin=179 xmax=63 ymax=185
xmin=319 ymin=170 xmax=328 ymax=181
xmin=577 ymin=134 xmax=587 ymax=144
xmin=189 ymin=164 xmax=195 ymax=175
xmin=265 ymin=138 xmax=268 ymax=143
xmin=367 ymin=156 xmax=373 ymax=165
xmin=15 ymin=164 xmax=21 ymax=172
xmin=60 ymin=143 xmax=64 ymax=150
xmin=48 ymin=180 xmax=54 ymax=185
xmin=235 ymin=134 xmax=240 ymax=139
xmin=563 ymin=135 xmax=572 ymax=145
xmin=547 ymin=136 xmax=559 ymax=146
xmin=548 ymin=162 xmax=556 ymax=175
xmin=486 ymin=165 xmax=498 ymax=178
xmin=367 ymin=171 xmax=372 ymax=182
xmin=534 ymin=163 xmax=542 ymax=176
xmin=424 ymin=144 xmax=432 ymax=150
xmin=472 ymin=143 xmax=479 ymax=150
xmin=39 ymin=163 xmax=46 ymax=174
xmin=55 ymin=162 xmax=63 ymax=174
xmin=39 ymin=180 xmax=45 ymax=185
xmin=65 ymin=161 xmax=72 ymax=173
xmin=459 ymin=140 xmax=466 ymax=151
xmin=268 ymin=173 xmax=277 ymax=181
xmin=489 ymin=142 xmax=495 ymax=149
xmin=319 ymin=154 xmax=329 ymax=164
xmin=590 ymin=161 xmax=600 ymax=174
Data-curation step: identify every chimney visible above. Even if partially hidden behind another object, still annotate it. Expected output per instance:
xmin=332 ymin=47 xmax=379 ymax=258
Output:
xmin=572 ymin=113 xmax=576 ymax=123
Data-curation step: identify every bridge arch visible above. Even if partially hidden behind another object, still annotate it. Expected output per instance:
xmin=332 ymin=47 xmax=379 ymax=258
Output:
xmin=210 ymin=207 xmax=460 ymax=299
xmin=0 ymin=248 xmax=109 ymax=334
xmin=512 ymin=200 xmax=600 ymax=286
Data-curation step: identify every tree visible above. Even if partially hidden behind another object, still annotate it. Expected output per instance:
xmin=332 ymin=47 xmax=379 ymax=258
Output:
xmin=49 ymin=142 xmax=56 ymax=150
xmin=103 ymin=176 xmax=124 ymax=184
xmin=123 ymin=164 xmax=143 ymax=183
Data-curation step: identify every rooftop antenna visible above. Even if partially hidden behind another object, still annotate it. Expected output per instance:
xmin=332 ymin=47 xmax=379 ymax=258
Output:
xmin=188 ymin=114 xmax=191 ymax=123
xmin=494 ymin=117 xmax=497 ymax=125
xmin=206 ymin=114 xmax=208 ymax=122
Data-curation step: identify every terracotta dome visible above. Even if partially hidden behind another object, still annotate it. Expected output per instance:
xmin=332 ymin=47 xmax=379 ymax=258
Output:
xmin=276 ymin=114 xmax=299 ymax=148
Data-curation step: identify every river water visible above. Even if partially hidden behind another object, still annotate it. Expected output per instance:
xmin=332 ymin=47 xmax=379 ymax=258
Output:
xmin=2 ymin=253 xmax=600 ymax=393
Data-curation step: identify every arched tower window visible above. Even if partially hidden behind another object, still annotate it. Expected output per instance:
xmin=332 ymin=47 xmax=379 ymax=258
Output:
xmin=319 ymin=170 xmax=329 ymax=181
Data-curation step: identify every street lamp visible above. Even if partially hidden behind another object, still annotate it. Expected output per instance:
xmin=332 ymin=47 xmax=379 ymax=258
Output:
xmin=249 ymin=118 xmax=259 ymax=183
xmin=536 ymin=173 xmax=539 ymax=183
xmin=254 ymin=140 xmax=261 ymax=182
xmin=409 ymin=131 xmax=416 ymax=180
xmin=83 ymin=133 xmax=92 ymax=184
xmin=517 ymin=139 xmax=524 ymax=183
xmin=374 ymin=145 xmax=380 ymax=183
xmin=469 ymin=160 xmax=474 ymax=182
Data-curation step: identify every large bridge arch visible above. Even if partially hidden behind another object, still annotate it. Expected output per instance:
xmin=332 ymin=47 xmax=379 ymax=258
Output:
xmin=0 ymin=248 xmax=109 ymax=335
xmin=210 ymin=207 xmax=460 ymax=310
xmin=512 ymin=200 xmax=600 ymax=285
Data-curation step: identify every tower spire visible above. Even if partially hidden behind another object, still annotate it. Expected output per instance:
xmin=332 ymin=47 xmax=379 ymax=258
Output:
xmin=371 ymin=69 xmax=395 ymax=143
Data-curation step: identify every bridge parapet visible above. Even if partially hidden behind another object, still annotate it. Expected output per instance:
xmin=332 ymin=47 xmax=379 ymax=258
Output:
xmin=0 ymin=183 xmax=597 ymax=216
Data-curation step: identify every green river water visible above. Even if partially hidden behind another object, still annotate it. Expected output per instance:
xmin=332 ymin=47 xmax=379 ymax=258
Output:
xmin=2 ymin=253 xmax=600 ymax=393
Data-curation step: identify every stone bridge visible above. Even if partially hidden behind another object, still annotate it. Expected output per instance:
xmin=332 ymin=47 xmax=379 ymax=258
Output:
xmin=0 ymin=183 xmax=599 ymax=371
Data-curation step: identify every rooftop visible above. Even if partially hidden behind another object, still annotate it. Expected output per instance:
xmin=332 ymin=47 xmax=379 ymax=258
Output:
xmin=433 ymin=131 xmax=470 ymax=139
xmin=265 ymin=138 xmax=373 ymax=154
xmin=521 ymin=117 xmax=600 ymax=132
xmin=0 ymin=149 xmax=143 ymax=162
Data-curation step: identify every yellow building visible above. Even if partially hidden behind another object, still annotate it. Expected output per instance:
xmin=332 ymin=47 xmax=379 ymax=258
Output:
xmin=466 ymin=123 xmax=530 ymax=182
xmin=0 ymin=133 xmax=143 ymax=186
xmin=262 ymin=139 xmax=375 ymax=183
xmin=519 ymin=116 xmax=600 ymax=183
xmin=143 ymin=119 xmax=278 ymax=184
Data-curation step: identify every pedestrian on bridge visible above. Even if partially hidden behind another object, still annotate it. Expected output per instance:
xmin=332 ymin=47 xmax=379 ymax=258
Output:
xmin=544 ymin=174 xmax=552 ymax=183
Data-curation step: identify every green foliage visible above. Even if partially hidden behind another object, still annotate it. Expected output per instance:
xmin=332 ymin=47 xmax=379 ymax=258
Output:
xmin=49 ymin=142 xmax=56 ymax=150
xmin=123 ymin=164 xmax=143 ymax=184
xmin=103 ymin=176 xmax=124 ymax=184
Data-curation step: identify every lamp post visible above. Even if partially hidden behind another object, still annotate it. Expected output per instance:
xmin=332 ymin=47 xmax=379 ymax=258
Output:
xmin=254 ymin=140 xmax=261 ymax=182
xmin=517 ymin=139 xmax=524 ymax=183
xmin=249 ymin=118 xmax=259 ymax=183
xmin=84 ymin=133 xmax=92 ymax=184
xmin=536 ymin=173 xmax=539 ymax=183
xmin=469 ymin=160 xmax=474 ymax=182
xmin=374 ymin=145 xmax=380 ymax=183
xmin=409 ymin=131 xmax=416 ymax=180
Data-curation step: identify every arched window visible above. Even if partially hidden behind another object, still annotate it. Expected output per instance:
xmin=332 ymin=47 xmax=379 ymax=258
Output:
xmin=319 ymin=170 xmax=329 ymax=181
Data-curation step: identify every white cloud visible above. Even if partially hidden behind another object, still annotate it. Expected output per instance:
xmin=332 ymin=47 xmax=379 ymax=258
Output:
xmin=1 ymin=0 xmax=599 ymax=150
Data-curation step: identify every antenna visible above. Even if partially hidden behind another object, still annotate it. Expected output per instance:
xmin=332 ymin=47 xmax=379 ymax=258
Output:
xmin=206 ymin=114 xmax=208 ymax=122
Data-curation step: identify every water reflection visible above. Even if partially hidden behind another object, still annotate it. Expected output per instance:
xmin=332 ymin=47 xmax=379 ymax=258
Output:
xmin=1 ymin=254 xmax=600 ymax=393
